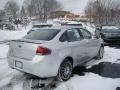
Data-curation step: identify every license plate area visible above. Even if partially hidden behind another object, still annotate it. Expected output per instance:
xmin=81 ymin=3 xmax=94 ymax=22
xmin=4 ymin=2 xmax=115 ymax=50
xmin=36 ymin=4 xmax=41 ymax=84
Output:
xmin=15 ymin=61 xmax=23 ymax=69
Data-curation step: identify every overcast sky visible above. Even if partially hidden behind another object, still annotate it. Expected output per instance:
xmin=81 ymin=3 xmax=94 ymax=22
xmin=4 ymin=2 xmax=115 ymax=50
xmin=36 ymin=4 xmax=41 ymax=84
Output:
xmin=0 ymin=0 xmax=89 ymax=13
xmin=57 ymin=0 xmax=90 ymax=13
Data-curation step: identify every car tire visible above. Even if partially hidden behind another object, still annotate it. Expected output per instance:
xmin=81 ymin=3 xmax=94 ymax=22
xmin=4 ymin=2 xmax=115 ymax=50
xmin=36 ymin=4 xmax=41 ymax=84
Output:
xmin=96 ymin=46 xmax=104 ymax=60
xmin=57 ymin=59 xmax=73 ymax=81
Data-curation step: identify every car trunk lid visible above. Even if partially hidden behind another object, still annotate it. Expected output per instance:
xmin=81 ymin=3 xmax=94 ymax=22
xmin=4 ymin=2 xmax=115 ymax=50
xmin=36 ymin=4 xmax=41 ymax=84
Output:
xmin=9 ymin=39 xmax=46 ymax=60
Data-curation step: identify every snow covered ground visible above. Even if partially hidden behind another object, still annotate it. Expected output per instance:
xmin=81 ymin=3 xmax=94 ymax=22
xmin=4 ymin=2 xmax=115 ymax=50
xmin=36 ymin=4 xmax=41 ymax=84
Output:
xmin=0 ymin=24 xmax=32 ymax=42
xmin=0 ymin=30 xmax=27 ymax=41
xmin=0 ymin=24 xmax=120 ymax=90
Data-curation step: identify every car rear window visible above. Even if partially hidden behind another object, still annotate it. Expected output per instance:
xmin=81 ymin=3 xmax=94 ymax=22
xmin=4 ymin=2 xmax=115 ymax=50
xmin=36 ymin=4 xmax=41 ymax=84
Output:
xmin=24 ymin=29 xmax=60 ymax=41
xmin=61 ymin=24 xmax=83 ymax=27
xmin=33 ymin=25 xmax=52 ymax=28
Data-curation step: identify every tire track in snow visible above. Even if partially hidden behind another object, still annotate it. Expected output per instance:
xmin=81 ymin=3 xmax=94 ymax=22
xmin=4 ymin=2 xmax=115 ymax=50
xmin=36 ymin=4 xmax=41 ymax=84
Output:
xmin=0 ymin=72 xmax=26 ymax=90
xmin=0 ymin=73 xmax=40 ymax=90
xmin=0 ymin=57 xmax=14 ymax=82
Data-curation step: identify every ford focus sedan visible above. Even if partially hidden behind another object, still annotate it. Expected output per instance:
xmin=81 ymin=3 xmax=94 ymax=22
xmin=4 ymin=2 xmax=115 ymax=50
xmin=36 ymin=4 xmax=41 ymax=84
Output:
xmin=7 ymin=26 xmax=104 ymax=81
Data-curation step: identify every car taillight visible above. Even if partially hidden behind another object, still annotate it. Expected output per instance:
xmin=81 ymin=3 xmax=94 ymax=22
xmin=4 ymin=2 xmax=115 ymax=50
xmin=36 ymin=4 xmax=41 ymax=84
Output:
xmin=36 ymin=46 xmax=51 ymax=55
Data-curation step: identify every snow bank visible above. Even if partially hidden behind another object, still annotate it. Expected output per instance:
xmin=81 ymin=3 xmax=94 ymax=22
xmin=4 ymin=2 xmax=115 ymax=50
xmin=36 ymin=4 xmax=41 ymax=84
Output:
xmin=0 ymin=24 xmax=32 ymax=41
xmin=0 ymin=30 xmax=28 ymax=41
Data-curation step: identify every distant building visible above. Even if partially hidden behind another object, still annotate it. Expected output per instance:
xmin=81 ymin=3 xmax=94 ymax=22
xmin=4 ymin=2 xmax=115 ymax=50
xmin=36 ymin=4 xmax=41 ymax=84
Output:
xmin=50 ymin=11 xmax=71 ymax=18
xmin=64 ymin=13 xmax=80 ymax=20
xmin=49 ymin=11 xmax=88 ymax=22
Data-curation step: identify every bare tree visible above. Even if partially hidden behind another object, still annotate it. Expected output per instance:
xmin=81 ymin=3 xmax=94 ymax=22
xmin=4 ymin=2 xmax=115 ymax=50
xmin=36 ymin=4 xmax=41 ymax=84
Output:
xmin=85 ymin=0 xmax=120 ymax=25
xmin=23 ymin=0 xmax=62 ymax=22
xmin=4 ymin=0 xmax=19 ymax=20
xmin=21 ymin=6 xmax=26 ymax=18
xmin=0 ymin=10 xmax=5 ymax=21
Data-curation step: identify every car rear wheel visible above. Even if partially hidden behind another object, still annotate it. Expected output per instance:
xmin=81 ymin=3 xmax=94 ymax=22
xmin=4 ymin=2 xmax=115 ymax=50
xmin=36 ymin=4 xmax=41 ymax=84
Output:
xmin=96 ymin=46 xmax=104 ymax=60
xmin=57 ymin=59 xmax=73 ymax=81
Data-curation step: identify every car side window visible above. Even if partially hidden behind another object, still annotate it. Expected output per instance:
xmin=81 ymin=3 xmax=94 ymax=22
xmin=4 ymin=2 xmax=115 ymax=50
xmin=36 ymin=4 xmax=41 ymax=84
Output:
xmin=79 ymin=28 xmax=92 ymax=39
xmin=66 ymin=29 xmax=82 ymax=42
xmin=59 ymin=32 xmax=68 ymax=42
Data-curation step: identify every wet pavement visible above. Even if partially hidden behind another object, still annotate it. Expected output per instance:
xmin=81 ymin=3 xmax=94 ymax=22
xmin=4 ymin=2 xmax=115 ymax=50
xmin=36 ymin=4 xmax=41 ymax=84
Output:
xmin=73 ymin=62 xmax=120 ymax=78
xmin=88 ymin=62 xmax=120 ymax=78
xmin=117 ymin=87 xmax=120 ymax=90
xmin=109 ymin=45 xmax=120 ymax=49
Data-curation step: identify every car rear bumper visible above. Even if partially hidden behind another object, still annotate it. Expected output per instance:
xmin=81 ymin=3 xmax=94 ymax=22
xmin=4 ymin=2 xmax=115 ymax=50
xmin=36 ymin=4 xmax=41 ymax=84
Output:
xmin=7 ymin=55 xmax=60 ymax=78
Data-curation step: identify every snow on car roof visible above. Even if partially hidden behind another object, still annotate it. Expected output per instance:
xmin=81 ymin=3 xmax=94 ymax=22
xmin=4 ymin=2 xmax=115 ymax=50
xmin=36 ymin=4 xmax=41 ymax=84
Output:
xmin=42 ymin=25 xmax=83 ymax=30
xmin=102 ymin=26 xmax=119 ymax=29
xmin=33 ymin=23 xmax=52 ymax=26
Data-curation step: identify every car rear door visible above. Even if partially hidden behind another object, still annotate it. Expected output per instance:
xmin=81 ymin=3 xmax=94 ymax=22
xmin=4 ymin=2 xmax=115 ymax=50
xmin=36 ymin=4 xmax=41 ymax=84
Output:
xmin=66 ymin=28 xmax=87 ymax=66
xmin=79 ymin=28 xmax=100 ymax=59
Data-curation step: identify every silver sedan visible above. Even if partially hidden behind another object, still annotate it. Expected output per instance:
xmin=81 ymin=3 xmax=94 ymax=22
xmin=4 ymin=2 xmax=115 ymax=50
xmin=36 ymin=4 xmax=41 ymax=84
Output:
xmin=7 ymin=26 xmax=104 ymax=81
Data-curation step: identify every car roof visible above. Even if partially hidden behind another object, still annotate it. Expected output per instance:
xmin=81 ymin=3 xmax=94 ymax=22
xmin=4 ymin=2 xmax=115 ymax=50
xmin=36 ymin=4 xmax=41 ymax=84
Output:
xmin=28 ymin=26 xmax=86 ymax=35
xmin=40 ymin=26 xmax=83 ymax=30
